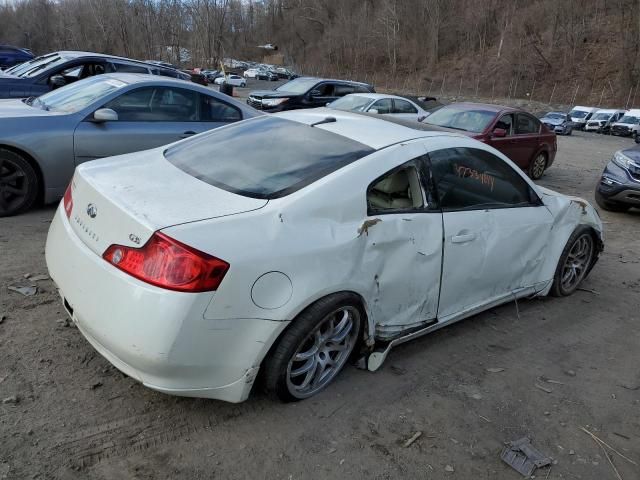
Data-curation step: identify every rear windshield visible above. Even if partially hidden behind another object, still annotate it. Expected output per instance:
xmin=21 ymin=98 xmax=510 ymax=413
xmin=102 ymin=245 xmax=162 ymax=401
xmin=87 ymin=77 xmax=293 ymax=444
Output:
xmin=165 ymin=116 xmax=374 ymax=199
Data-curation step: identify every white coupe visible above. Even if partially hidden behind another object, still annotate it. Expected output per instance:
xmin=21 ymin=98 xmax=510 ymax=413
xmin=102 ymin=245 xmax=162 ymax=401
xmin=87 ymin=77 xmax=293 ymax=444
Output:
xmin=46 ymin=109 xmax=603 ymax=403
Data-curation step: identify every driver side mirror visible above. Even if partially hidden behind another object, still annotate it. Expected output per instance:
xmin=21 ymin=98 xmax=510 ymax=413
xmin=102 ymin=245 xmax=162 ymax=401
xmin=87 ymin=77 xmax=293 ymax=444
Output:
xmin=492 ymin=127 xmax=507 ymax=138
xmin=309 ymin=89 xmax=322 ymax=97
xmin=92 ymin=108 xmax=118 ymax=122
xmin=49 ymin=74 xmax=66 ymax=89
xmin=417 ymin=115 xmax=427 ymax=122
xmin=369 ymin=108 xmax=379 ymax=114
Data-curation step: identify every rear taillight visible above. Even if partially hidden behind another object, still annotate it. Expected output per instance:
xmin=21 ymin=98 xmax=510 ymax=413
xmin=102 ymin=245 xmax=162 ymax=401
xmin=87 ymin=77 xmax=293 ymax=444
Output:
xmin=102 ymin=232 xmax=229 ymax=292
xmin=63 ymin=182 xmax=73 ymax=219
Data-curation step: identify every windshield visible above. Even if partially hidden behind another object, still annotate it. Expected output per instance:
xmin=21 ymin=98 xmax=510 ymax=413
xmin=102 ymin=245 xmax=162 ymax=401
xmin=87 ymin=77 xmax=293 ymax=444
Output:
xmin=569 ymin=110 xmax=589 ymax=119
xmin=276 ymin=78 xmax=319 ymax=94
xmin=33 ymin=76 xmax=127 ymax=113
xmin=543 ymin=113 xmax=565 ymax=120
xmin=328 ymin=95 xmax=374 ymax=112
xmin=592 ymin=112 xmax=612 ymax=120
xmin=424 ymin=106 xmax=496 ymax=132
xmin=165 ymin=116 xmax=374 ymax=199
xmin=16 ymin=55 xmax=67 ymax=78
xmin=619 ymin=116 xmax=639 ymax=124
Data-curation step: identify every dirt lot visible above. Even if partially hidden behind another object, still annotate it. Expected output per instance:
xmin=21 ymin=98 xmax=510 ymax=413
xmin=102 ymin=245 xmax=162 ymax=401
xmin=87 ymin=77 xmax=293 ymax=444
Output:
xmin=1 ymin=131 xmax=639 ymax=480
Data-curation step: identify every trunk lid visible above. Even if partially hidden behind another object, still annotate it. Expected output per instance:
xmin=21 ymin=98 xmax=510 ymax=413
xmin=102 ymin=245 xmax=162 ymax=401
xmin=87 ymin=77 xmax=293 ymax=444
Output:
xmin=67 ymin=148 xmax=268 ymax=256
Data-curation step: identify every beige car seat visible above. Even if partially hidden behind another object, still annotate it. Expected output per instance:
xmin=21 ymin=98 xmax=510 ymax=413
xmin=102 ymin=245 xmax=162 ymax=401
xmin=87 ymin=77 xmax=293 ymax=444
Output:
xmin=368 ymin=168 xmax=423 ymax=210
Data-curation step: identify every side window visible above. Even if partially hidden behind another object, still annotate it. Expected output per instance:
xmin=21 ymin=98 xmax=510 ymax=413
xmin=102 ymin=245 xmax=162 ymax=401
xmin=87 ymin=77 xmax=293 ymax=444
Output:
xmin=393 ymin=99 xmax=418 ymax=114
xmin=202 ymin=96 xmax=242 ymax=122
xmin=105 ymin=87 xmax=155 ymax=121
xmin=367 ymin=162 xmax=425 ymax=214
xmin=429 ymin=147 xmax=536 ymax=211
xmin=150 ymin=87 xmax=199 ymax=121
xmin=112 ymin=63 xmax=149 ymax=74
xmin=313 ymin=83 xmax=334 ymax=96
xmin=369 ymin=99 xmax=393 ymax=114
xmin=334 ymin=84 xmax=355 ymax=96
xmin=515 ymin=113 xmax=540 ymax=134
xmin=495 ymin=114 xmax=514 ymax=135
xmin=105 ymin=87 xmax=198 ymax=121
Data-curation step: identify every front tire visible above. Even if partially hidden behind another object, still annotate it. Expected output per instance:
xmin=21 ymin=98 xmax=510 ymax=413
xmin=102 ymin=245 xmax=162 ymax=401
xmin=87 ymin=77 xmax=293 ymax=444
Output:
xmin=263 ymin=293 xmax=363 ymax=402
xmin=0 ymin=148 xmax=38 ymax=217
xmin=550 ymin=226 xmax=596 ymax=297
xmin=528 ymin=153 xmax=547 ymax=180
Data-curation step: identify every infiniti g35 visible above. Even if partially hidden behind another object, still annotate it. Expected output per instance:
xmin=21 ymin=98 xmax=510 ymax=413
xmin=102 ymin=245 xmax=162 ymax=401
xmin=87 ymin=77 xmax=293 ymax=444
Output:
xmin=46 ymin=109 xmax=603 ymax=403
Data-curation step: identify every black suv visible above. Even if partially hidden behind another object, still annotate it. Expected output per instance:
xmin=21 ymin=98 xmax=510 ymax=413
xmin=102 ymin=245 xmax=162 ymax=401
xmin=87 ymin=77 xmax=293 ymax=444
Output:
xmin=247 ymin=77 xmax=375 ymax=112
xmin=0 ymin=51 xmax=191 ymax=99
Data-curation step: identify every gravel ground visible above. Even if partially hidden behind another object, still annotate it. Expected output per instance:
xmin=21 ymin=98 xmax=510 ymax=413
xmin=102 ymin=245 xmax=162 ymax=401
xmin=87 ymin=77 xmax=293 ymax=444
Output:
xmin=1 ymin=130 xmax=639 ymax=480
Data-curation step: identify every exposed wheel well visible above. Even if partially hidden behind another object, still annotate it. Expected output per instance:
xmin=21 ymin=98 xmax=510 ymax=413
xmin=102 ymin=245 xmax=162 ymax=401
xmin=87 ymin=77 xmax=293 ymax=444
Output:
xmin=0 ymin=145 xmax=44 ymax=204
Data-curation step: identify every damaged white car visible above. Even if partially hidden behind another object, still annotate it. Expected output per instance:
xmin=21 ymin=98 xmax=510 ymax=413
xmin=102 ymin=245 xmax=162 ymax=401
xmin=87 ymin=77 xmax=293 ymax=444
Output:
xmin=45 ymin=109 xmax=603 ymax=403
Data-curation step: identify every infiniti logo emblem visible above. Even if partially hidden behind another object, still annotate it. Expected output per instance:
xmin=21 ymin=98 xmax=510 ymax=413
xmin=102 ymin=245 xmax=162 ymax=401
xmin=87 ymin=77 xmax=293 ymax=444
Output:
xmin=86 ymin=203 xmax=97 ymax=218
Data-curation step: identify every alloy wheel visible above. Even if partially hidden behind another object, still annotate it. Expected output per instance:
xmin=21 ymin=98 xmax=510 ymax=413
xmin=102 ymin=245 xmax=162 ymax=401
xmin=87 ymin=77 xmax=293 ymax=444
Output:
xmin=531 ymin=154 xmax=546 ymax=179
xmin=560 ymin=233 xmax=594 ymax=292
xmin=286 ymin=306 xmax=360 ymax=399
xmin=0 ymin=157 xmax=28 ymax=214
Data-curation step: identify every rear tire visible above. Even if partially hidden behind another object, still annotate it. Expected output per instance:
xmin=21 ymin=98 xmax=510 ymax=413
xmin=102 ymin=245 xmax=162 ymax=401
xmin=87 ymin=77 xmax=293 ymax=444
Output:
xmin=263 ymin=293 xmax=363 ymax=402
xmin=595 ymin=190 xmax=630 ymax=212
xmin=550 ymin=226 xmax=596 ymax=297
xmin=528 ymin=153 xmax=547 ymax=180
xmin=0 ymin=148 xmax=38 ymax=217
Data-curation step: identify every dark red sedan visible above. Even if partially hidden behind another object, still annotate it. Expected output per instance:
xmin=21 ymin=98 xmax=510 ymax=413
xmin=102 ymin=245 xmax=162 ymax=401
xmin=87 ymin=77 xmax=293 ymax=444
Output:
xmin=424 ymin=102 xmax=557 ymax=180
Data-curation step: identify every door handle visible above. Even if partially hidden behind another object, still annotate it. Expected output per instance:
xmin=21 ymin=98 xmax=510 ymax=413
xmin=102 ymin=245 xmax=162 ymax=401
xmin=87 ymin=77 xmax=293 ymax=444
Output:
xmin=451 ymin=233 xmax=476 ymax=244
xmin=181 ymin=131 xmax=197 ymax=138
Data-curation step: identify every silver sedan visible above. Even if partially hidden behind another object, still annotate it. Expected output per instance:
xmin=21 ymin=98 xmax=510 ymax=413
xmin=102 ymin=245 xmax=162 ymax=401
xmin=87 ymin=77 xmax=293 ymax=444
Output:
xmin=0 ymin=73 xmax=261 ymax=216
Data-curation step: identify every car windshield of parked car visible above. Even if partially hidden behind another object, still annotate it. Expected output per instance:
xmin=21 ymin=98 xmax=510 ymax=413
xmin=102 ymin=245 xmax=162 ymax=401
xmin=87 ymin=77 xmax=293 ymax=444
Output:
xmin=544 ymin=113 xmax=565 ymax=120
xmin=165 ymin=116 xmax=374 ymax=199
xmin=619 ymin=115 xmax=639 ymax=124
xmin=32 ymin=76 xmax=127 ymax=113
xmin=569 ymin=110 xmax=589 ymax=119
xmin=592 ymin=113 xmax=611 ymax=120
xmin=328 ymin=95 xmax=374 ymax=112
xmin=275 ymin=78 xmax=319 ymax=94
xmin=16 ymin=55 xmax=67 ymax=78
xmin=425 ymin=106 xmax=496 ymax=133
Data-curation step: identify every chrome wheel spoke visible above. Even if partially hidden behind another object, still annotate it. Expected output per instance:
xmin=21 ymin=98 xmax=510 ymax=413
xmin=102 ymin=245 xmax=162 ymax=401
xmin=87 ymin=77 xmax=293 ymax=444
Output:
xmin=286 ymin=306 xmax=360 ymax=399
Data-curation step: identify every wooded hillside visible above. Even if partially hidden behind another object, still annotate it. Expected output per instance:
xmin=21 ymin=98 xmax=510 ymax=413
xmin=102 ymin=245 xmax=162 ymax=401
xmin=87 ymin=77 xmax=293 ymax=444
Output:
xmin=2 ymin=0 xmax=639 ymax=107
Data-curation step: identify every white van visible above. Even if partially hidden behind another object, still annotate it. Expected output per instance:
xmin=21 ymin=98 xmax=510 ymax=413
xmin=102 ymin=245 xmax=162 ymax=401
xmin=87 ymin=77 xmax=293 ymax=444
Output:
xmin=611 ymin=109 xmax=640 ymax=137
xmin=584 ymin=109 xmax=626 ymax=133
xmin=568 ymin=106 xmax=599 ymax=130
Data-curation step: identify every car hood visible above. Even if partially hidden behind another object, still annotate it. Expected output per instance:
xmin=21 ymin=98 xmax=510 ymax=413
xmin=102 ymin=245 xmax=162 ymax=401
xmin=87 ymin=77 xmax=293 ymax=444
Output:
xmin=621 ymin=146 xmax=640 ymax=161
xmin=0 ymin=98 xmax=55 ymax=118
xmin=247 ymin=90 xmax=299 ymax=99
xmin=542 ymin=118 xmax=564 ymax=125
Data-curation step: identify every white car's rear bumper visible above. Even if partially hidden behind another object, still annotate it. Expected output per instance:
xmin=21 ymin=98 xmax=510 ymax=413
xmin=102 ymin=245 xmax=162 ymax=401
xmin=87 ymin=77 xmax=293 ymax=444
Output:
xmin=45 ymin=206 xmax=287 ymax=403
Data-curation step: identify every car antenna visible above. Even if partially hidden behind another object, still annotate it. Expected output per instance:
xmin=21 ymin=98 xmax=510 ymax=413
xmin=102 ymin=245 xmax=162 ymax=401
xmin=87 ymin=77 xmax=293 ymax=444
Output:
xmin=310 ymin=116 xmax=337 ymax=127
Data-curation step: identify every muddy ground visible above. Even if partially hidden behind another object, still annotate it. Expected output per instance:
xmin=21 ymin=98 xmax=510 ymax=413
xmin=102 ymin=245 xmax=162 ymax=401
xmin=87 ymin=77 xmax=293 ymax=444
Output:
xmin=1 ymin=131 xmax=639 ymax=480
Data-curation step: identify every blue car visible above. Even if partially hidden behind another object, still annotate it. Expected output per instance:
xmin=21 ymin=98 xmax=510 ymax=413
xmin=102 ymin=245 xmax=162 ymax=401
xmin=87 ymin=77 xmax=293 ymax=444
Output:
xmin=0 ymin=45 xmax=34 ymax=69
xmin=0 ymin=51 xmax=191 ymax=99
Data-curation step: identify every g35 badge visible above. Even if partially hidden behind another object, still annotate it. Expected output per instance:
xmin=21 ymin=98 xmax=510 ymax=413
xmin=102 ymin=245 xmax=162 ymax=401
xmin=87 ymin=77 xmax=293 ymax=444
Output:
xmin=129 ymin=234 xmax=141 ymax=245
